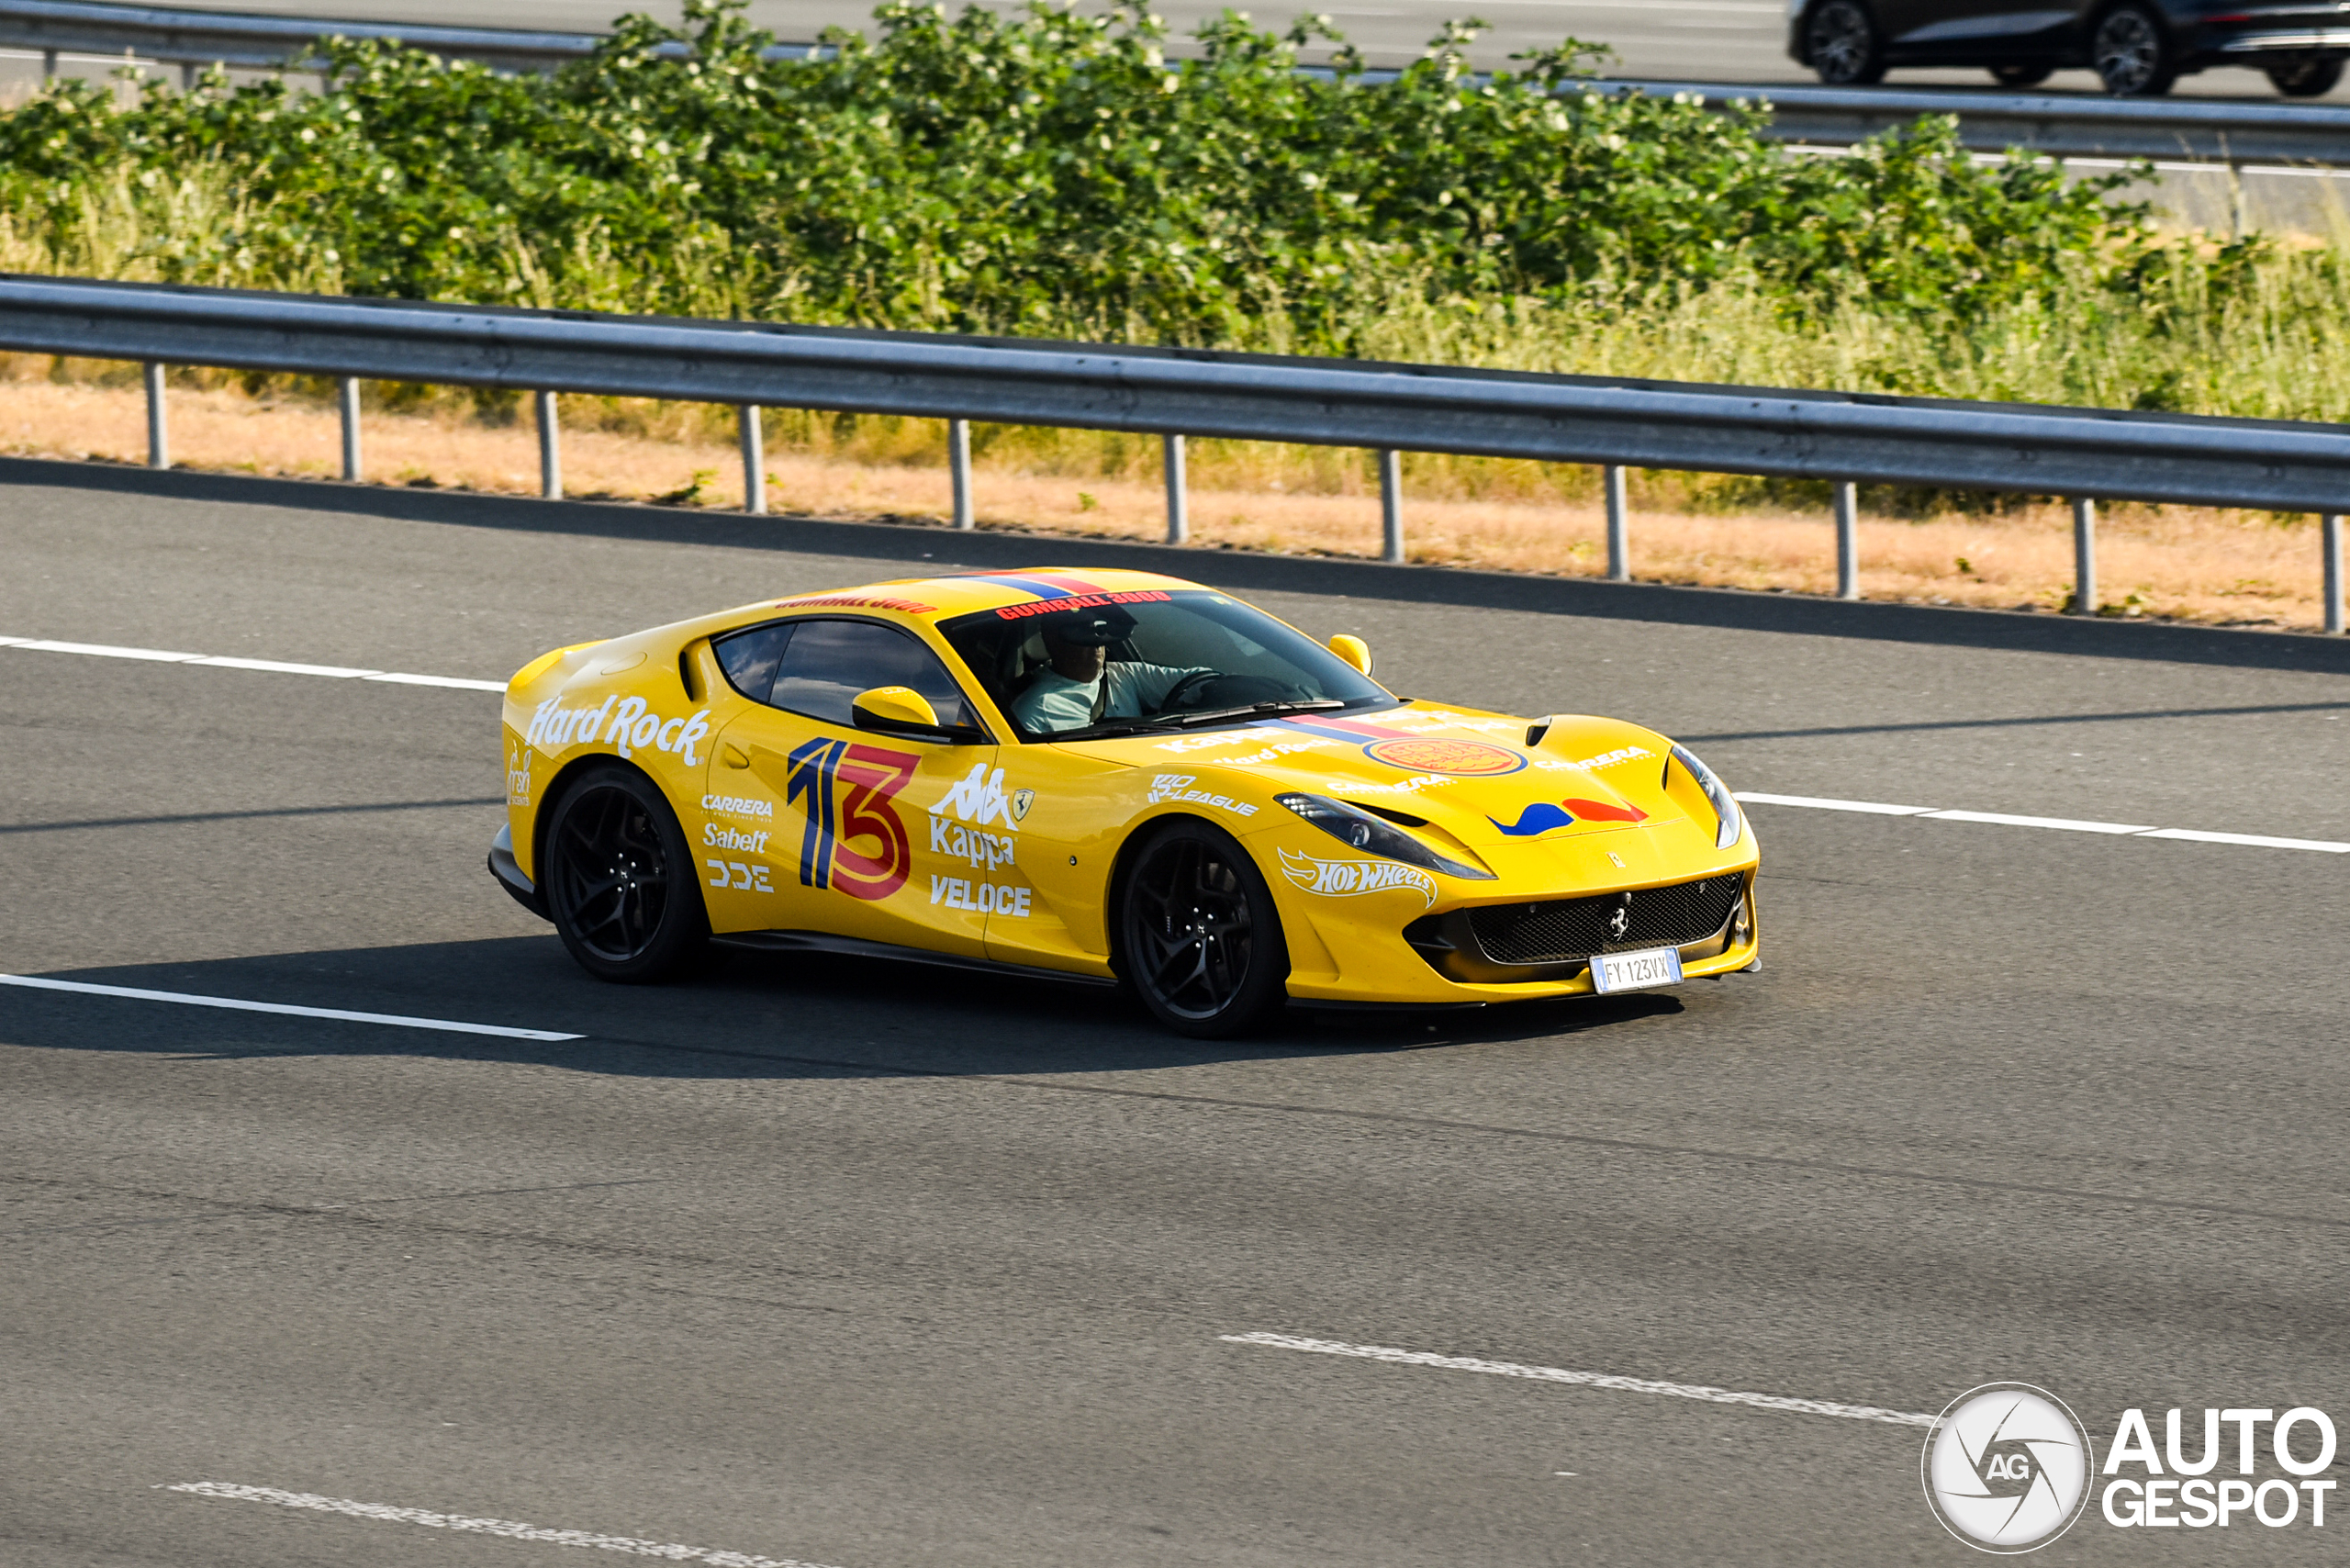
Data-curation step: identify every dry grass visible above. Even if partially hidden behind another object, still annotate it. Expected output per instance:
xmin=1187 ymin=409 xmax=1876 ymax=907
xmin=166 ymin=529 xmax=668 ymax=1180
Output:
xmin=0 ymin=368 xmax=2333 ymax=632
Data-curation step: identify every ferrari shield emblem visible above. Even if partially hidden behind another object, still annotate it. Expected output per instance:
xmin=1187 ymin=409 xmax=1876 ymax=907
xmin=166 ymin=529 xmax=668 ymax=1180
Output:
xmin=1011 ymin=788 xmax=1035 ymax=823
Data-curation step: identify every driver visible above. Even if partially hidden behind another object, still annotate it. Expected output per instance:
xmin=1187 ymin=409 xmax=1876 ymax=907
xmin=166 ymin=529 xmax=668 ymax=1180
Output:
xmin=1011 ymin=606 xmax=1212 ymax=734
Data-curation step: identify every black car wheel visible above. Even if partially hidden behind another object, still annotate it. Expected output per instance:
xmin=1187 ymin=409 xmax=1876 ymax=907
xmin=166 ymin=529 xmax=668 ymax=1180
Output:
xmin=1987 ymin=63 xmax=2053 ymax=88
xmin=2093 ymin=4 xmax=2177 ymax=95
xmin=1118 ymin=820 xmax=1289 ymax=1038
xmin=2267 ymin=58 xmax=2344 ymax=97
xmin=1805 ymin=0 xmax=1885 ymax=85
xmin=543 ymin=763 xmax=708 ymax=982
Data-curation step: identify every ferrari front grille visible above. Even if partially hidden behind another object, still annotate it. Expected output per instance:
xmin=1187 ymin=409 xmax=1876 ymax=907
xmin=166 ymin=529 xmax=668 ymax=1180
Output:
xmin=1466 ymin=875 xmax=1745 ymax=966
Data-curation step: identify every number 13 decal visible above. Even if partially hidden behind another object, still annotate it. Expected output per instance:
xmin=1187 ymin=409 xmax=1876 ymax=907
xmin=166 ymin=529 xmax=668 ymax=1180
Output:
xmin=784 ymin=738 xmax=918 ymax=901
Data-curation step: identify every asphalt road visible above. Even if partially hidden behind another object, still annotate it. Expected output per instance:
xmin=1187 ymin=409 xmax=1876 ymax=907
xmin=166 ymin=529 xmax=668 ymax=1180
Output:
xmin=4 ymin=460 xmax=2348 ymax=1566
xmin=24 ymin=0 xmax=2350 ymax=100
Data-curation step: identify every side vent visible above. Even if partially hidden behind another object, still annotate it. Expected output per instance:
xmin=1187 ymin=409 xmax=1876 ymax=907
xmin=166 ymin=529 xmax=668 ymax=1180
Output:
xmin=678 ymin=642 xmax=705 ymax=702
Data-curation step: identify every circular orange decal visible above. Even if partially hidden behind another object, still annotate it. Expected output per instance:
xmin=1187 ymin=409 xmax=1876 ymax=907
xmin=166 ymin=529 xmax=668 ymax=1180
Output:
xmin=1362 ymin=737 xmax=1527 ymax=776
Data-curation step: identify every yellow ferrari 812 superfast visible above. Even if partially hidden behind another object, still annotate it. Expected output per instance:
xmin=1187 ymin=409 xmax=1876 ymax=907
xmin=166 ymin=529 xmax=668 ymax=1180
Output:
xmin=489 ymin=568 xmax=1758 ymax=1036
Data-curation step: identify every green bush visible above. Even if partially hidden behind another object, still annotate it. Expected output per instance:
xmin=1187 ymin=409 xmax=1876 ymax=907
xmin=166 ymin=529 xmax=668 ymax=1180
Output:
xmin=0 ymin=0 xmax=2137 ymax=343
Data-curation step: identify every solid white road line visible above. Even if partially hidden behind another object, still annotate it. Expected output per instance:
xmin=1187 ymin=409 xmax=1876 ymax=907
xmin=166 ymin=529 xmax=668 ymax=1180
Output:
xmin=0 ymin=975 xmax=580 ymax=1042
xmin=1737 ymin=791 xmax=2350 ymax=854
xmin=1220 ymin=1332 xmax=1938 ymax=1428
xmin=163 ymin=1482 xmax=847 ymax=1568
xmin=1 ymin=635 xmax=503 ymax=691
xmin=1734 ymin=791 xmax=1932 ymax=816
xmin=8 ymin=630 xmax=2344 ymax=852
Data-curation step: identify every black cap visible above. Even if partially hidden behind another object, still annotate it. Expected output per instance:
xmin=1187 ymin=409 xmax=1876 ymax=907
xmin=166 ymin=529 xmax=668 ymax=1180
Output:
xmin=1039 ymin=605 xmax=1136 ymax=646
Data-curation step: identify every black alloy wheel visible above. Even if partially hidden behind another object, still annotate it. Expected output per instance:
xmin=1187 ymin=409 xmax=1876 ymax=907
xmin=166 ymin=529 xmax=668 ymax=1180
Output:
xmin=2268 ymin=58 xmax=2344 ymax=97
xmin=1118 ymin=820 xmax=1289 ymax=1038
xmin=2093 ymin=4 xmax=2177 ymax=95
xmin=1806 ymin=0 xmax=1885 ymax=85
xmin=543 ymin=763 xmax=708 ymax=982
xmin=1987 ymin=63 xmax=2053 ymax=88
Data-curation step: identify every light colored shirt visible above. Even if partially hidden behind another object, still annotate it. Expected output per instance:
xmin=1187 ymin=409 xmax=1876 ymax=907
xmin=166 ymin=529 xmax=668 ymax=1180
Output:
xmin=1013 ymin=660 xmax=1208 ymax=734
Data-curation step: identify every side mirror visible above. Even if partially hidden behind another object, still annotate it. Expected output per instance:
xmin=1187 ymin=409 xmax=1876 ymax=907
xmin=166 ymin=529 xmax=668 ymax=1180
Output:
xmin=852 ymin=686 xmax=984 ymax=744
xmin=1326 ymin=633 xmax=1373 ymax=676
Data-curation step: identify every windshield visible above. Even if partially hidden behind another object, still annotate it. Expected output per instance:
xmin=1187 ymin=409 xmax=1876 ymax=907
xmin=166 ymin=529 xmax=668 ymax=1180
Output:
xmin=939 ymin=589 xmax=1394 ymax=741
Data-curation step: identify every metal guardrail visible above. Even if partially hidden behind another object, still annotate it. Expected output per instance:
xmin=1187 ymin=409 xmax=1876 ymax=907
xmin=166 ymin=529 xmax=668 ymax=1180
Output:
xmin=1 ymin=273 xmax=2344 ymax=630
xmin=6 ymin=0 xmax=2349 ymax=164
xmin=0 ymin=0 xmax=815 ymax=79
xmin=1585 ymin=78 xmax=2350 ymax=166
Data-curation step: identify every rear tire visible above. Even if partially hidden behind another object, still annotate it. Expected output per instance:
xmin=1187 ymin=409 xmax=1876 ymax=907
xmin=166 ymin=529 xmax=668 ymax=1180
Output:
xmin=543 ymin=762 xmax=709 ymax=982
xmin=1987 ymin=63 xmax=2053 ymax=88
xmin=2268 ymin=58 xmax=2344 ymax=97
xmin=2093 ymin=4 xmax=2177 ymax=95
xmin=1805 ymin=0 xmax=1885 ymax=84
xmin=1118 ymin=819 xmax=1289 ymax=1038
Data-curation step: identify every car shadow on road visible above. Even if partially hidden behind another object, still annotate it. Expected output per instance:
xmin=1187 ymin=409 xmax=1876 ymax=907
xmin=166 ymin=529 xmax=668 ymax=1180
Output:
xmin=0 ymin=934 xmax=1685 ymax=1082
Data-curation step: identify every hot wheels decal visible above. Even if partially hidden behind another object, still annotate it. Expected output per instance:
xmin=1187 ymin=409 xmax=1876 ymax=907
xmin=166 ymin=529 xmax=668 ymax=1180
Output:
xmin=784 ymin=738 xmax=918 ymax=901
xmin=1279 ymin=848 xmax=1438 ymax=908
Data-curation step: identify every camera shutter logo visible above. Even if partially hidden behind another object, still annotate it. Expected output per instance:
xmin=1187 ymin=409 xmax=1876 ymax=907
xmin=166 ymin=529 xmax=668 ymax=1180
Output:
xmin=1922 ymin=1383 xmax=2093 ymax=1552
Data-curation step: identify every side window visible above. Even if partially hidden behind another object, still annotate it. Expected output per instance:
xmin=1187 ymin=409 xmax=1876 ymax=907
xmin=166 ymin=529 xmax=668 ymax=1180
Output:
xmin=767 ymin=619 xmax=978 ymax=730
xmin=714 ymin=622 xmax=794 ymax=704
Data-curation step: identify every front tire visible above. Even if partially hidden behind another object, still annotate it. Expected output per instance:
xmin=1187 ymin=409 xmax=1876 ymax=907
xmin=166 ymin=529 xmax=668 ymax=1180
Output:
xmin=2268 ymin=58 xmax=2344 ymax=97
xmin=2093 ymin=4 xmax=2177 ymax=95
xmin=1805 ymin=0 xmax=1886 ymax=84
xmin=543 ymin=762 xmax=708 ymax=982
xmin=1118 ymin=820 xmax=1289 ymax=1038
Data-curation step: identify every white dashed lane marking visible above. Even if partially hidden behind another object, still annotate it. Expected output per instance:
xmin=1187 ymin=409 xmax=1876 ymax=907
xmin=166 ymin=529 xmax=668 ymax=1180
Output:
xmin=7 ymin=633 xmax=2340 ymax=853
xmin=163 ymin=1483 xmax=846 ymax=1567
xmin=0 ymin=635 xmax=504 ymax=690
xmin=1736 ymin=793 xmax=2350 ymax=854
xmin=1221 ymin=1332 xmax=1938 ymax=1428
xmin=0 ymin=976 xmax=580 ymax=1042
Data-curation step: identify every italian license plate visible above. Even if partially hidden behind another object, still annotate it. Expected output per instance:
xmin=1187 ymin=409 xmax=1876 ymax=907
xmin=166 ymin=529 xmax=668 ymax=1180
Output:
xmin=1591 ymin=946 xmax=1685 ymax=993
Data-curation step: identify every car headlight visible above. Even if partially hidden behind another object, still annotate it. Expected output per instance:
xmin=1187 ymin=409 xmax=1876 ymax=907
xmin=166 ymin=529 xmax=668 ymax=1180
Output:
xmin=1276 ymin=793 xmax=1495 ymax=880
xmin=1671 ymin=744 xmax=1744 ymax=849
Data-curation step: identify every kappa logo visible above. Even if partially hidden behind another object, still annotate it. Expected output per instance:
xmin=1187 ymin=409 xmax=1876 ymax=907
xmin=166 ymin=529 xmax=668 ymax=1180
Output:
xmin=1278 ymin=847 xmax=1437 ymax=908
xmin=934 ymin=762 xmax=1013 ymax=827
xmin=932 ymin=815 xmax=1016 ymax=871
xmin=525 ymin=695 xmax=712 ymax=766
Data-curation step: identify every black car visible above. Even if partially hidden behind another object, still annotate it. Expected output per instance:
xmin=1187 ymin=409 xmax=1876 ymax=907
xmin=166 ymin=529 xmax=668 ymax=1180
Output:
xmin=1790 ymin=0 xmax=2350 ymax=95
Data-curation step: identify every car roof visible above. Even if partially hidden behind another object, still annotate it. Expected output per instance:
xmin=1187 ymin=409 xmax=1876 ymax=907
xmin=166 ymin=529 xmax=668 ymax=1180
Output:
xmin=762 ymin=567 xmax=1203 ymax=625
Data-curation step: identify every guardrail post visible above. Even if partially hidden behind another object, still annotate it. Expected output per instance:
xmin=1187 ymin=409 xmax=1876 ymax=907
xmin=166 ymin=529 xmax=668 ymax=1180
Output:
xmin=948 ymin=418 xmax=973 ymax=531
xmin=2324 ymin=512 xmax=2344 ymax=635
xmin=142 ymin=362 xmax=167 ymax=469
xmin=2070 ymin=498 xmax=2097 ymax=615
xmin=1834 ymin=481 xmax=1860 ymax=600
xmin=738 ymin=405 xmax=765 ymax=516
xmin=1162 ymin=433 xmax=1188 ymax=546
xmin=338 ymin=376 xmax=361 ymax=481
xmin=1604 ymin=465 xmax=1629 ymax=582
xmin=41 ymin=50 xmax=56 ymax=80
xmin=1378 ymin=449 xmax=1404 ymax=564
xmin=534 ymin=390 xmax=561 ymax=499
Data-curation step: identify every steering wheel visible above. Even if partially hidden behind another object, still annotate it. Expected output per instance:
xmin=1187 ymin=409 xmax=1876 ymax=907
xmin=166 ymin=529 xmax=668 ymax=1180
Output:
xmin=1157 ymin=670 xmax=1224 ymax=711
